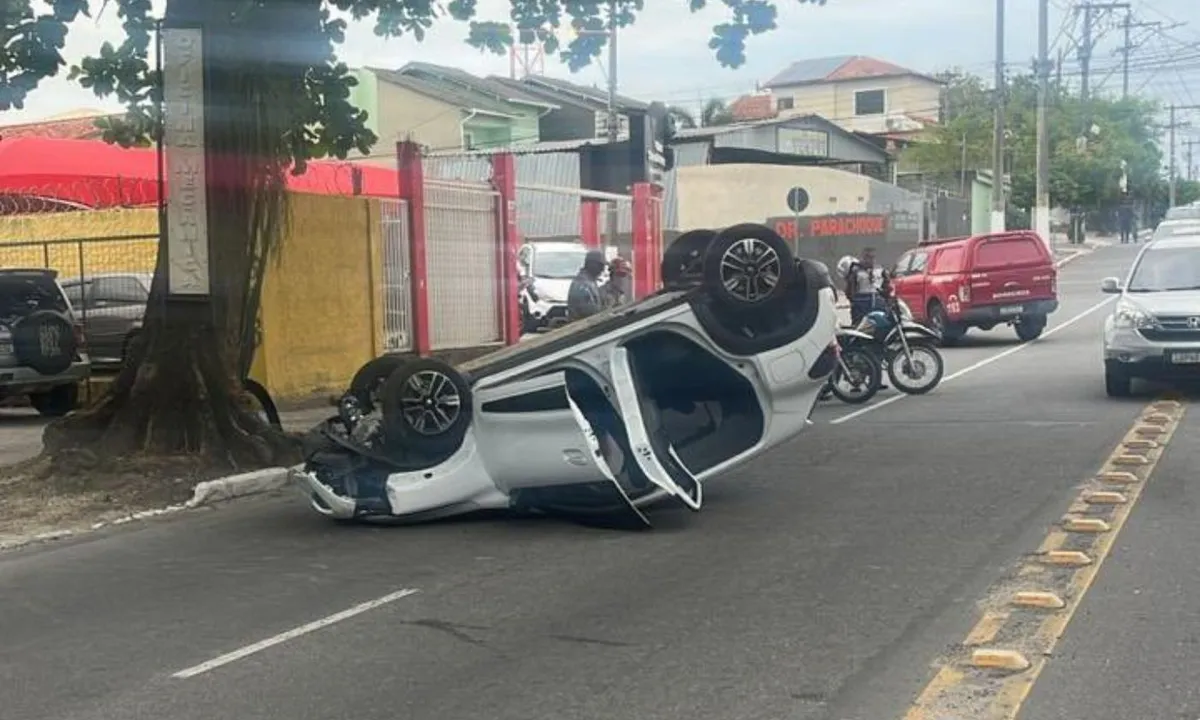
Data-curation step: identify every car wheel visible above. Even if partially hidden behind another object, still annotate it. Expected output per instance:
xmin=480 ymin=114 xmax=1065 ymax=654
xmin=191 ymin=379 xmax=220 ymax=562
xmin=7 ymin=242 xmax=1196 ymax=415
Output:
xmin=928 ymin=301 xmax=964 ymax=345
xmin=702 ymin=223 xmax=797 ymax=315
xmin=1015 ymin=314 xmax=1047 ymax=342
xmin=30 ymin=383 xmax=79 ymax=417
xmin=380 ymin=357 xmax=472 ymax=456
xmin=662 ymin=229 xmax=716 ymax=289
xmin=1105 ymin=362 xmax=1133 ymax=397
xmin=349 ymin=355 xmax=408 ymax=413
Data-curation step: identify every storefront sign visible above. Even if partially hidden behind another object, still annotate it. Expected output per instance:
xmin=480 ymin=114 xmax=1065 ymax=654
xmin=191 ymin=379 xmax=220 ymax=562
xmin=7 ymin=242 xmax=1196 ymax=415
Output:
xmin=162 ymin=27 xmax=210 ymax=297
xmin=767 ymin=213 xmax=889 ymax=241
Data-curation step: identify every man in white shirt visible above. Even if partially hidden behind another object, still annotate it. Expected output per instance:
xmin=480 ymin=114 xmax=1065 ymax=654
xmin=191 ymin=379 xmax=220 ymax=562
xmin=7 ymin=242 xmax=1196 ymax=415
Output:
xmin=844 ymin=247 xmax=888 ymax=326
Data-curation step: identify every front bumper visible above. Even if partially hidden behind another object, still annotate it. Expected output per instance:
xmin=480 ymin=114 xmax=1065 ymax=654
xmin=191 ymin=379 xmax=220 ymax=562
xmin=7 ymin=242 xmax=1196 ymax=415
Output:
xmin=1104 ymin=326 xmax=1200 ymax=380
xmin=526 ymin=298 xmax=569 ymax=328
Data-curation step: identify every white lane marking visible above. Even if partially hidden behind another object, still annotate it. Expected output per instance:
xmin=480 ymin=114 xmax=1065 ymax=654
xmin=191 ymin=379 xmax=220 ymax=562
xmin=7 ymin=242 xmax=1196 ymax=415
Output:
xmin=171 ymin=588 xmax=420 ymax=679
xmin=830 ymin=297 xmax=1116 ymax=425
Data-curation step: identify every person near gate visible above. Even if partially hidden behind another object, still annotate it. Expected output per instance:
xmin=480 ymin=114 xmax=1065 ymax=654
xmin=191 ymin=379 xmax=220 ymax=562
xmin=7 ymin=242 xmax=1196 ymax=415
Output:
xmin=566 ymin=249 xmax=608 ymax=322
xmin=841 ymin=247 xmax=889 ymax=326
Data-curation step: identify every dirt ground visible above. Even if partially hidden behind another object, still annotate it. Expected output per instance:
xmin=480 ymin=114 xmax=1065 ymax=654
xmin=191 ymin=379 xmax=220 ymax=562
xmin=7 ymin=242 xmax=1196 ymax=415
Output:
xmin=0 ymin=452 xmax=230 ymax=548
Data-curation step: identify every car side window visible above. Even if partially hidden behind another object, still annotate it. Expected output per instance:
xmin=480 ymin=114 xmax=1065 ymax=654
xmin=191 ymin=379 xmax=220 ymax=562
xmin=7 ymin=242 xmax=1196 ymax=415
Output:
xmin=61 ymin=282 xmax=88 ymax=308
xmin=893 ymin=252 xmax=913 ymax=276
xmin=91 ymin=277 xmax=150 ymax=305
xmin=931 ymin=247 xmax=964 ymax=274
xmin=908 ymin=251 xmax=929 ymax=274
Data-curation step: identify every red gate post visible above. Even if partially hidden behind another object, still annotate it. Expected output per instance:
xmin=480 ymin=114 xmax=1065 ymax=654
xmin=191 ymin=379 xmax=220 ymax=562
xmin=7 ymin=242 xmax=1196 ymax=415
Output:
xmin=491 ymin=152 xmax=522 ymax=345
xmin=397 ymin=140 xmax=431 ymax=356
xmin=631 ymin=182 xmax=655 ymax=298
xmin=579 ymin=200 xmax=601 ymax=248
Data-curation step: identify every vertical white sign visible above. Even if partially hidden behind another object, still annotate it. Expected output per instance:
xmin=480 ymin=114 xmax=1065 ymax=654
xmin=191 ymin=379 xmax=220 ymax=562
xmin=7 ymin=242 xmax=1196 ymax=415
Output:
xmin=162 ymin=28 xmax=211 ymax=296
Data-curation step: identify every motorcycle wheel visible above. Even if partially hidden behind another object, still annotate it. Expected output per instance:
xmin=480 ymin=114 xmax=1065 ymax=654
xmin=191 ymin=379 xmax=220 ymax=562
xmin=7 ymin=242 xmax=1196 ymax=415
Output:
xmin=886 ymin=342 xmax=944 ymax=395
xmin=829 ymin=347 xmax=883 ymax=404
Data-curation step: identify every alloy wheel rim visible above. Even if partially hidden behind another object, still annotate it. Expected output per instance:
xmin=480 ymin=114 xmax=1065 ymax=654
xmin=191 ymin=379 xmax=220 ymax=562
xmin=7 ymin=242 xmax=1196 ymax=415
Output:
xmin=720 ymin=238 xmax=781 ymax=303
xmin=400 ymin=370 xmax=461 ymax=435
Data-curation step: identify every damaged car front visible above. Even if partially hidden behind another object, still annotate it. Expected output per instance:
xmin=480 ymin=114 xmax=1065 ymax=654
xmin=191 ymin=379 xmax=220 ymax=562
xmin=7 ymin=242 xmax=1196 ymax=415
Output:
xmin=292 ymin=223 xmax=839 ymax=528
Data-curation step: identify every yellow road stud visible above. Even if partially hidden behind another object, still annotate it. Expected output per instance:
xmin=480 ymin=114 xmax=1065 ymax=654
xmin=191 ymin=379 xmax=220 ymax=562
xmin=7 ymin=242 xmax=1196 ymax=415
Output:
xmin=1084 ymin=491 xmax=1128 ymax=505
xmin=1141 ymin=413 xmax=1170 ymax=425
xmin=1043 ymin=550 xmax=1093 ymax=566
xmin=1112 ymin=454 xmax=1149 ymax=466
xmin=1011 ymin=591 xmax=1066 ymax=609
xmin=1063 ymin=517 xmax=1111 ymax=533
xmin=1097 ymin=471 xmax=1139 ymax=484
xmin=970 ymin=649 xmax=1031 ymax=672
xmin=1122 ymin=439 xmax=1158 ymax=450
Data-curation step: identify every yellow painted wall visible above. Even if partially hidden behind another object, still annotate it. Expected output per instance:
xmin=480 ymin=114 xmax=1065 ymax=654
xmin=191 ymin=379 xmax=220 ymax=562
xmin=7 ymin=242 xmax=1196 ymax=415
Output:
xmin=0 ymin=195 xmax=386 ymax=402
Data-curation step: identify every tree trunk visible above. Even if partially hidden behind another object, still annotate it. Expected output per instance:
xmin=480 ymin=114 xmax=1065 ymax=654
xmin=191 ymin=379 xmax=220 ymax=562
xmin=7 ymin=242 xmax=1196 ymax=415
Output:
xmin=39 ymin=0 xmax=321 ymax=473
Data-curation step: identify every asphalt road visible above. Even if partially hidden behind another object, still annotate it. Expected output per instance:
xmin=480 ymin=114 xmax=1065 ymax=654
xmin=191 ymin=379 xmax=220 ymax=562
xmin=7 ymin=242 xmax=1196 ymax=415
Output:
xmin=1 ymin=242 xmax=1190 ymax=720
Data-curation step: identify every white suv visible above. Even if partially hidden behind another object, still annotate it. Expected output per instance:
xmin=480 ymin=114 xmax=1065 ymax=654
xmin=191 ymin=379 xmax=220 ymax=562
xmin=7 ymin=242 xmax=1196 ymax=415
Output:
xmin=1101 ymin=233 xmax=1200 ymax=396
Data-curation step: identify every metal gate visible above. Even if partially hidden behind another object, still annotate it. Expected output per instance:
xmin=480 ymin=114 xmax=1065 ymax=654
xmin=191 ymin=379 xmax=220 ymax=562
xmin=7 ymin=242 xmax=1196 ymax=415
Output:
xmin=380 ymin=199 xmax=413 ymax=352
xmin=424 ymin=179 xmax=503 ymax=350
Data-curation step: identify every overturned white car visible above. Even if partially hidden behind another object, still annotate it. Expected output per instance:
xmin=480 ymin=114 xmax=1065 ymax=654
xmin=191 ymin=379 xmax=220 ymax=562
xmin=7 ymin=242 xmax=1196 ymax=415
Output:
xmin=292 ymin=223 xmax=839 ymax=528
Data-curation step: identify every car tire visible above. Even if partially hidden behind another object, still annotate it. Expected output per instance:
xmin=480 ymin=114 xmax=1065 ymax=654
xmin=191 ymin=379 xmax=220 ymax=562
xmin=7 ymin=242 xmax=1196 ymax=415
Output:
xmin=690 ymin=258 xmax=820 ymax=356
xmin=30 ymin=383 xmax=79 ymax=417
xmin=380 ymin=357 xmax=472 ymax=456
xmin=702 ymin=223 xmax=796 ymax=315
xmin=12 ymin=310 xmax=77 ymax=376
xmin=1015 ymin=314 xmax=1047 ymax=342
xmin=349 ymin=355 xmax=408 ymax=413
xmin=662 ymin=229 xmax=716 ymax=289
xmin=1105 ymin=362 xmax=1133 ymax=397
xmin=927 ymin=301 xmax=964 ymax=345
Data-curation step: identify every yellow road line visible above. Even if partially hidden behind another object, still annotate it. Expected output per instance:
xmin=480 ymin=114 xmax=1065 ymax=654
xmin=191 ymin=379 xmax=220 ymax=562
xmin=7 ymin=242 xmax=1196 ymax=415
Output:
xmin=899 ymin=399 xmax=1186 ymax=720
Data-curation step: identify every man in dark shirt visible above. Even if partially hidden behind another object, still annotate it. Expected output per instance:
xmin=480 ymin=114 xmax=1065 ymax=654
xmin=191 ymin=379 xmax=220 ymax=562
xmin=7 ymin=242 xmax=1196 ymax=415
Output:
xmin=1118 ymin=200 xmax=1135 ymax=244
xmin=566 ymin=250 xmax=607 ymax=322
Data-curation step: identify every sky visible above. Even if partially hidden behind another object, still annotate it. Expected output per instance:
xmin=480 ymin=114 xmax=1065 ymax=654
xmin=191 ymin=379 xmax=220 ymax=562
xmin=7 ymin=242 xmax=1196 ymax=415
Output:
xmin=4 ymin=0 xmax=1199 ymax=135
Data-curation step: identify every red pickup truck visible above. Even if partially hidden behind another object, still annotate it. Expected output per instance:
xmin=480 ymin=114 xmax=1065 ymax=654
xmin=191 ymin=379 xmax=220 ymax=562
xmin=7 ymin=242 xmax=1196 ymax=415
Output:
xmin=889 ymin=231 xmax=1059 ymax=344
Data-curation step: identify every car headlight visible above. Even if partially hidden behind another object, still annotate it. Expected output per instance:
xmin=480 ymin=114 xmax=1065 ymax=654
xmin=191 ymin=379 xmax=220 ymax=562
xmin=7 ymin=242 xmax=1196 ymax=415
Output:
xmin=1112 ymin=301 xmax=1157 ymax=329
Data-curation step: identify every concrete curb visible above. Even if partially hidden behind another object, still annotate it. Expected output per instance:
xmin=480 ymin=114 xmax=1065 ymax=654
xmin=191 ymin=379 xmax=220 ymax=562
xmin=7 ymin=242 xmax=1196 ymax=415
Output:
xmin=0 ymin=466 xmax=295 ymax=554
xmin=186 ymin=467 xmax=292 ymax=508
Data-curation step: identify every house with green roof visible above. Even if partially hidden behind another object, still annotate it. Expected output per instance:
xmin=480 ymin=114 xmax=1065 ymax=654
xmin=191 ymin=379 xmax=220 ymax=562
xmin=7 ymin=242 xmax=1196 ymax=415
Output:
xmin=348 ymin=63 xmax=557 ymax=161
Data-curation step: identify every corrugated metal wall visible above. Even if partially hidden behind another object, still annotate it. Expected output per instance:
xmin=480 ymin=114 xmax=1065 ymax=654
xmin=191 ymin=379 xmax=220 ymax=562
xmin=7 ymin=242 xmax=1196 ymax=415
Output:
xmin=423 ymin=151 xmax=633 ymax=239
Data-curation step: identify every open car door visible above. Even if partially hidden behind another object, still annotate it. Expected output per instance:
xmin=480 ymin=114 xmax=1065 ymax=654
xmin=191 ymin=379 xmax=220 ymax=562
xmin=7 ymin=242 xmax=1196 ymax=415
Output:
xmin=608 ymin=345 xmax=703 ymax=511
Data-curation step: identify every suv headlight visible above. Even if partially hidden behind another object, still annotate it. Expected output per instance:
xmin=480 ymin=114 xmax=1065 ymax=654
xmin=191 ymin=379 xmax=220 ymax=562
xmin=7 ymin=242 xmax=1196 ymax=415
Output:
xmin=1112 ymin=302 xmax=1157 ymax=329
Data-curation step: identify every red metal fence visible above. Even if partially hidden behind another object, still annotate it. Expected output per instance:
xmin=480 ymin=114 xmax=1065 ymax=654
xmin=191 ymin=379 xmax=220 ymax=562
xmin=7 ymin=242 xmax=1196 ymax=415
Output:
xmin=394 ymin=140 xmax=665 ymax=355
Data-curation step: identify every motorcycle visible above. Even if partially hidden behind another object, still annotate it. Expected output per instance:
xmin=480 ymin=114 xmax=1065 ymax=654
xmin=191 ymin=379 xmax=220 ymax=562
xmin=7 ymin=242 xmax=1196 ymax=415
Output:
xmin=824 ymin=327 xmax=884 ymax=404
xmin=844 ymin=295 xmax=945 ymax=395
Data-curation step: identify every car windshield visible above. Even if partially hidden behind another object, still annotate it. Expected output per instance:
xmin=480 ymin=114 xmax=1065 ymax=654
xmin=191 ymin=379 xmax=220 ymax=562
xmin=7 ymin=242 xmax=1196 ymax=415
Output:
xmin=1126 ymin=246 xmax=1200 ymax=291
xmin=1154 ymin=221 xmax=1200 ymax=239
xmin=1164 ymin=206 xmax=1200 ymax=221
xmin=532 ymin=248 xmax=587 ymax=279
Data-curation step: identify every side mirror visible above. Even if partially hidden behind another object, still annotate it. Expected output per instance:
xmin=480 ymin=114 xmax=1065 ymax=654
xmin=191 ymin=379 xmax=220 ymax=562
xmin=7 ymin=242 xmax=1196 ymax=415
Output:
xmin=1100 ymin=277 xmax=1121 ymax=294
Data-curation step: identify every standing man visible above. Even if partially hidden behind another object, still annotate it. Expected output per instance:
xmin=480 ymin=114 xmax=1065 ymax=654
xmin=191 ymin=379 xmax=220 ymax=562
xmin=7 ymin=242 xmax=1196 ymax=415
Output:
xmin=844 ymin=247 xmax=888 ymax=326
xmin=602 ymin=256 xmax=632 ymax=308
xmin=1117 ymin=197 xmax=1135 ymax=244
xmin=567 ymin=249 xmax=608 ymax=322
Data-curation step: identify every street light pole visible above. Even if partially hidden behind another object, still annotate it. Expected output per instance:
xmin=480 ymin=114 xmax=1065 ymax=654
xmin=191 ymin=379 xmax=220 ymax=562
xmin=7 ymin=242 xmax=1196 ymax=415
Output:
xmin=1035 ymin=0 xmax=1051 ymax=248
xmin=991 ymin=0 xmax=1006 ymax=232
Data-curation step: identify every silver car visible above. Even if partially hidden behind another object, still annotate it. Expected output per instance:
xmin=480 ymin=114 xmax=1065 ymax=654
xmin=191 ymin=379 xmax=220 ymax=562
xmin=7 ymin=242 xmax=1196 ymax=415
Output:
xmin=293 ymin=224 xmax=839 ymax=528
xmin=1101 ymin=233 xmax=1200 ymax=396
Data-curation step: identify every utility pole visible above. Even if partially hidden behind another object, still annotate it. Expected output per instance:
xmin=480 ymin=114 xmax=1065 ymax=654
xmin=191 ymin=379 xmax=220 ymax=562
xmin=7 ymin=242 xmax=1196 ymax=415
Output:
xmin=1185 ymin=139 xmax=1199 ymax=181
xmin=1119 ymin=15 xmax=1165 ymax=98
xmin=1164 ymin=106 xmax=1200 ymax=206
xmin=1075 ymin=3 xmax=1129 ymax=128
xmin=1035 ymin=0 xmax=1051 ymax=247
xmin=605 ymin=0 xmax=620 ymax=251
xmin=992 ymin=0 xmax=1006 ymax=232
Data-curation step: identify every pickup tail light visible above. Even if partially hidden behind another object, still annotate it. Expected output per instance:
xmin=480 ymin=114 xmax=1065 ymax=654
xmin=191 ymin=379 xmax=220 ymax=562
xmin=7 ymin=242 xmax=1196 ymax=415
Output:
xmin=73 ymin=323 xmax=87 ymax=350
xmin=959 ymin=284 xmax=971 ymax=303
xmin=1051 ymin=271 xmax=1058 ymax=295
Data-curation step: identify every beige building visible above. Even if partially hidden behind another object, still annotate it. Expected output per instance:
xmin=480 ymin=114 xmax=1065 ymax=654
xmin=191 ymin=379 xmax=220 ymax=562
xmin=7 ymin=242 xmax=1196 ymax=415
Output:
xmin=763 ymin=55 xmax=943 ymax=137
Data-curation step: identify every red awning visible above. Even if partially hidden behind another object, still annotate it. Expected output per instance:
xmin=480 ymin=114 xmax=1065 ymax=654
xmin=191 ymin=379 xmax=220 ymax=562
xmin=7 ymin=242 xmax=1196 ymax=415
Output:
xmin=0 ymin=136 xmax=402 ymax=211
